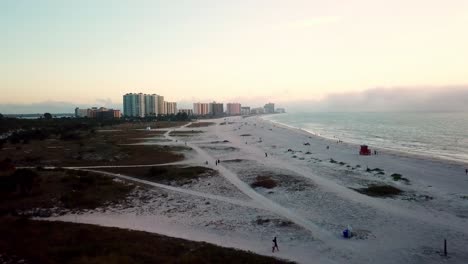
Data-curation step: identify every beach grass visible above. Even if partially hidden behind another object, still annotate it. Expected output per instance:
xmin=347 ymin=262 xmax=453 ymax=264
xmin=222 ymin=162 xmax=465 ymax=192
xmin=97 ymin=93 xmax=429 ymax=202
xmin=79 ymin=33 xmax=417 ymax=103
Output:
xmin=97 ymin=165 xmax=216 ymax=185
xmin=391 ymin=173 xmax=410 ymax=183
xmin=251 ymin=176 xmax=278 ymax=189
xmin=0 ymin=217 xmax=293 ymax=264
xmin=0 ymin=169 xmax=133 ymax=215
xmin=186 ymin=122 xmax=215 ymax=127
xmin=0 ymin=129 xmax=184 ymax=167
xmin=353 ymin=184 xmax=403 ymax=197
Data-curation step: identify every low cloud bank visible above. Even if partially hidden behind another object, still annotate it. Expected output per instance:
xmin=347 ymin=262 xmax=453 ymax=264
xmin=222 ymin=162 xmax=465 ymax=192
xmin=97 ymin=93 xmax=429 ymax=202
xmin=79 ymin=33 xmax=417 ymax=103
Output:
xmin=284 ymin=86 xmax=468 ymax=112
xmin=1 ymin=86 xmax=467 ymax=114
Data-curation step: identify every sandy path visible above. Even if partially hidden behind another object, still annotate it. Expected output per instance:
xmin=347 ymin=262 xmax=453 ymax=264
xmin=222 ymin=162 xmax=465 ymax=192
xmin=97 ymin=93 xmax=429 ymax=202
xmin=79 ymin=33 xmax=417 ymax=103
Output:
xmin=75 ymin=168 xmax=262 ymax=210
xmin=165 ymin=123 xmax=349 ymax=247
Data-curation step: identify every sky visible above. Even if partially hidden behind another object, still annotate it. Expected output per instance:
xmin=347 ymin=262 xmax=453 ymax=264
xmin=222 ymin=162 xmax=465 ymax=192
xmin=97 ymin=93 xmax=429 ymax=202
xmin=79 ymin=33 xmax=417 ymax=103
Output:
xmin=1 ymin=0 xmax=468 ymax=113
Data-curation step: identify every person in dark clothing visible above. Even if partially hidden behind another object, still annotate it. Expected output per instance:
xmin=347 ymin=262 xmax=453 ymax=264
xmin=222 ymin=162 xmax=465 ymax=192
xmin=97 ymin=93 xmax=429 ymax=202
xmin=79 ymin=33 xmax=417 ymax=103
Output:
xmin=265 ymin=152 xmax=268 ymax=157
xmin=466 ymin=168 xmax=468 ymax=175
xmin=272 ymin=236 xmax=279 ymax=252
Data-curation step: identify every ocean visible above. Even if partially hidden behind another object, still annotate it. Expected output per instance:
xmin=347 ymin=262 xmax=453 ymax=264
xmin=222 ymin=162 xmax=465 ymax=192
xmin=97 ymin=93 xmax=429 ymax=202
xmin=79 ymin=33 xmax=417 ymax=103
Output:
xmin=263 ymin=112 xmax=468 ymax=164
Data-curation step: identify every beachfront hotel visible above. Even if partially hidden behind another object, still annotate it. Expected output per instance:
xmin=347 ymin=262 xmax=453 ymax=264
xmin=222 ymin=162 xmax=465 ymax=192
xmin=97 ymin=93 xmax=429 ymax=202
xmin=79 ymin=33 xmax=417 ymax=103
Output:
xmin=193 ymin=102 xmax=209 ymax=116
xmin=157 ymin=95 xmax=165 ymax=115
xmin=193 ymin=102 xmax=225 ymax=116
xmin=264 ymin=103 xmax=275 ymax=114
xmin=226 ymin=103 xmax=241 ymax=115
xmin=241 ymin=106 xmax=251 ymax=115
xmin=123 ymin=93 xmax=176 ymax=117
xmin=165 ymin=101 xmax=178 ymax=115
xmin=209 ymin=102 xmax=224 ymax=116
xmin=144 ymin=94 xmax=159 ymax=116
xmin=123 ymin=93 xmax=145 ymax=117
xmin=75 ymin=107 xmax=121 ymax=119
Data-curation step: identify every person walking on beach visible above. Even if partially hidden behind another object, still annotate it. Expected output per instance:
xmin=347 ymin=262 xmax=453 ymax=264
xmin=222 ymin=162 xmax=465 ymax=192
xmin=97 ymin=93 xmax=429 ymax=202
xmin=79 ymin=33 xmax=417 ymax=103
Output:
xmin=466 ymin=168 xmax=468 ymax=175
xmin=265 ymin=152 xmax=268 ymax=157
xmin=272 ymin=236 xmax=279 ymax=252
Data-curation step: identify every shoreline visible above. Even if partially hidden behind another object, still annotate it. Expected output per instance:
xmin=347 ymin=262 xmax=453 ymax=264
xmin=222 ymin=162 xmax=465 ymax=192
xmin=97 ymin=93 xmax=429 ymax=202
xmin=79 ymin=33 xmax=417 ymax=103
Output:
xmin=7 ymin=118 xmax=467 ymax=264
xmin=260 ymin=115 xmax=468 ymax=168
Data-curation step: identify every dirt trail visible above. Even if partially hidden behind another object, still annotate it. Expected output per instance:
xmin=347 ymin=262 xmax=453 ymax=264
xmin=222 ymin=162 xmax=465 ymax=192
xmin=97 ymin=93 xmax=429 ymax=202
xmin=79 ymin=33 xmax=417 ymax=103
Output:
xmin=77 ymin=168 xmax=262 ymax=210
xmin=165 ymin=122 xmax=346 ymax=246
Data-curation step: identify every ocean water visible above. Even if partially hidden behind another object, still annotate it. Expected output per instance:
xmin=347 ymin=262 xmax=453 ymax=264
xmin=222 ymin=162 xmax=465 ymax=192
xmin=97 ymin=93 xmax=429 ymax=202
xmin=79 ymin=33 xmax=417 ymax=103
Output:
xmin=264 ymin=112 xmax=468 ymax=164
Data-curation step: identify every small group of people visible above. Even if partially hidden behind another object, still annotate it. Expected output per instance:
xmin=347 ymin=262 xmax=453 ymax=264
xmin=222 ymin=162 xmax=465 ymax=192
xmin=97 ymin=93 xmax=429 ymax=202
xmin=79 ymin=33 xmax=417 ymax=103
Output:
xmin=215 ymin=159 xmax=220 ymax=165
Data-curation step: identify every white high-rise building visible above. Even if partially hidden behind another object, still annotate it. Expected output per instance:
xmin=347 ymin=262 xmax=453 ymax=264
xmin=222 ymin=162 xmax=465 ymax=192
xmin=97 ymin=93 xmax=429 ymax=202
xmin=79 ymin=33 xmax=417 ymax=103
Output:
xmin=144 ymin=94 xmax=159 ymax=116
xmin=123 ymin=93 xmax=179 ymax=117
xmin=123 ymin=93 xmax=145 ymax=117
xmin=165 ymin=102 xmax=177 ymax=115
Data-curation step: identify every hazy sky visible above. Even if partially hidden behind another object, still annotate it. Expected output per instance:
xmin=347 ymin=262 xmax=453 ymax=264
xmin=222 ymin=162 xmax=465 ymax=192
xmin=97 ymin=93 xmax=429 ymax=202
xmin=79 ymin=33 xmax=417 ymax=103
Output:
xmin=1 ymin=0 xmax=468 ymax=108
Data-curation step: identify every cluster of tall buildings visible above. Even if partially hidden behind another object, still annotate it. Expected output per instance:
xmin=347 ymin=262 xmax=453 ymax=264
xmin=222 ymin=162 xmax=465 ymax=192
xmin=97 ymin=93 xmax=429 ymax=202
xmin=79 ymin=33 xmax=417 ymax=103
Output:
xmin=123 ymin=93 xmax=177 ymax=117
xmin=193 ymin=102 xmax=227 ymax=116
xmin=75 ymin=107 xmax=121 ymax=119
xmin=92 ymin=93 xmax=284 ymax=118
xmin=192 ymin=102 xmax=281 ymax=117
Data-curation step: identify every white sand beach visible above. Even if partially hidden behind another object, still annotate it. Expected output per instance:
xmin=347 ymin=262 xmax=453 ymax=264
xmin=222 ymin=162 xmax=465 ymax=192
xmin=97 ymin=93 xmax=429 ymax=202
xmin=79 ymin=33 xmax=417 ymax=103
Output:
xmin=46 ymin=116 xmax=468 ymax=263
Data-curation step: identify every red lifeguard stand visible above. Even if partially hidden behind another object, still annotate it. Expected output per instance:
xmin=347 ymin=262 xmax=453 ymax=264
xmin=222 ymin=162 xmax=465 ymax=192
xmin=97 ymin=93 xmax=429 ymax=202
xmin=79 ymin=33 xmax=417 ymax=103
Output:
xmin=359 ymin=145 xmax=371 ymax=155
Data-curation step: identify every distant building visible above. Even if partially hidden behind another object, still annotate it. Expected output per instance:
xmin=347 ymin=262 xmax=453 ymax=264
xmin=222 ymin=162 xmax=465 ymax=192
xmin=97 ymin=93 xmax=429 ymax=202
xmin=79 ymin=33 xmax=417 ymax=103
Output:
xmin=193 ymin=102 xmax=209 ymax=116
xmin=178 ymin=109 xmax=193 ymax=116
xmin=276 ymin=108 xmax=286 ymax=113
xmin=75 ymin=107 xmax=90 ymax=117
xmin=144 ymin=94 xmax=159 ymax=116
xmin=264 ymin=103 xmax=275 ymax=114
xmin=226 ymin=103 xmax=241 ymax=115
xmin=75 ymin=107 xmax=120 ymax=119
xmin=209 ymin=102 xmax=224 ymax=116
xmin=241 ymin=107 xmax=251 ymax=115
xmin=250 ymin=107 xmax=264 ymax=115
xmin=123 ymin=93 xmax=145 ymax=117
xmin=123 ymin=93 xmax=177 ymax=117
xmin=157 ymin=96 xmax=165 ymax=115
xmin=165 ymin=102 xmax=177 ymax=115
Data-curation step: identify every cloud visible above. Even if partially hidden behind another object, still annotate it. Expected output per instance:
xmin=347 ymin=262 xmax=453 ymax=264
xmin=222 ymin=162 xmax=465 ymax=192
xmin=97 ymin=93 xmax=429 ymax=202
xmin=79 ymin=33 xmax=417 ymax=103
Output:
xmin=283 ymin=86 xmax=468 ymax=112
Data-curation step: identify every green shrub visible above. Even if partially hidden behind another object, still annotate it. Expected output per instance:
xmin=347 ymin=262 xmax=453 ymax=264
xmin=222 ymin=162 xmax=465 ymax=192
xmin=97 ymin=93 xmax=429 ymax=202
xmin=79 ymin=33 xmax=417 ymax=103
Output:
xmin=354 ymin=185 xmax=403 ymax=197
xmin=391 ymin=173 xmax=410 ymax=183
xmin=251 ymin=176 xmax=277 ymax=189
